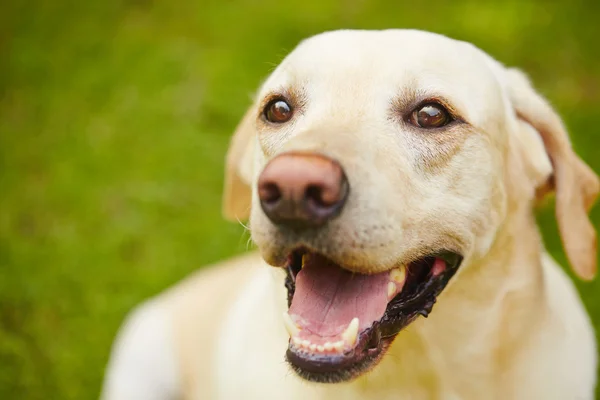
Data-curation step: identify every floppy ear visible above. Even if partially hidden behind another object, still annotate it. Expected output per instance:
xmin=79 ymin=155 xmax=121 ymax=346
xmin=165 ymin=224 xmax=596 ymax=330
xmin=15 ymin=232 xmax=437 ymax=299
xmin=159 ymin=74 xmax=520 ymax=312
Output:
xmin=506 ymin=68 xmax=600 ymax=280
xmin=222 ymin=105 xmax=257 ymax=221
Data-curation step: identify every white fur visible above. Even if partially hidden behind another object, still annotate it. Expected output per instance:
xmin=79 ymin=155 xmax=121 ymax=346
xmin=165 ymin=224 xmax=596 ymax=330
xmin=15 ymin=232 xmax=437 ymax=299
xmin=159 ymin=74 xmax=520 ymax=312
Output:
xmin=101 ymin=300 xmax=180 ymax=400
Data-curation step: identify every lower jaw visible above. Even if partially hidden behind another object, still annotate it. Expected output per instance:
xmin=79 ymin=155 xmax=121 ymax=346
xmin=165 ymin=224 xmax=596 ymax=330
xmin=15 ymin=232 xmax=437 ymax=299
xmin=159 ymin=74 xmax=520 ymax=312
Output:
xmin=285 ymin=316 xmax=413 ymax=383
xmin=286 ymin=339 xmax=390 ymax=383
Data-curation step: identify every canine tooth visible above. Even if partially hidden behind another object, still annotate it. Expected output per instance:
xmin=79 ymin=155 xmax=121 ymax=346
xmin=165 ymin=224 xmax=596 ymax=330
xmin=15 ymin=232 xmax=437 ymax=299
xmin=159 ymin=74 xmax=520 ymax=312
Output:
xmin=302 ymin=254 xmax=307 ymax=268
xmin=309 ymin=343 xmax=317 ymax=351
xmin=390 ymin=265 xmax=407 ymax=286
xmin=324 ymin=342 xmax=333 ymax=351
xmin=317 ymin=345 xmax=325 ymax=352
xmin=282 ymin=312 xmax=300 ymax=337
xmin=333 ymin=341 xmax=344 ymax=351
xmin=292 ymin=337 xmax=302 ymax=346
xmin=302 ymin=340 xmax=310 ymax=348
xmin=342 ymin=318 xmax=359 ymax=347
xmin=387 ymin=281 xmax=397 ymax=299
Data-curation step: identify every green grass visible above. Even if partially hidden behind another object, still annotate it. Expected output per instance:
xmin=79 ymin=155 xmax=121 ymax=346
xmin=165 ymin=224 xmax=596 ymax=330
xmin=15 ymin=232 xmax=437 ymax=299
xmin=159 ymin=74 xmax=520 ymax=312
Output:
xmin=1 ymin=0 xmax=599 ymax=398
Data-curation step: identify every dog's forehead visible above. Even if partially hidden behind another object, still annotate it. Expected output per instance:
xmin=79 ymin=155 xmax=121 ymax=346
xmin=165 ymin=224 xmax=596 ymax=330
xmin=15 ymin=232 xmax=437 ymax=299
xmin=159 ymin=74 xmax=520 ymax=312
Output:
xmin=260 ymin=30 xmax=506 ymax=123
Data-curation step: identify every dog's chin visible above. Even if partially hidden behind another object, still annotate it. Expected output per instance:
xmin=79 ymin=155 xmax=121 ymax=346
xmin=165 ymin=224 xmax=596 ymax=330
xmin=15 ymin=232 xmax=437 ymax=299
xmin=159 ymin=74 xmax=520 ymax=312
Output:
xmin=281 ymin=249 xmax=463 ymax=384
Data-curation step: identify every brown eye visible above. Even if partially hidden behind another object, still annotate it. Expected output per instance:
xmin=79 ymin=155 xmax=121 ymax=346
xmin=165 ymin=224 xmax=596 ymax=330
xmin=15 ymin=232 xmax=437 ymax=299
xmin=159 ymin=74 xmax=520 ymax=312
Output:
xmin=409 ymin=103 xmax=452 ymax=128
xmin=265 ymin=99 xmax=293 ymax=123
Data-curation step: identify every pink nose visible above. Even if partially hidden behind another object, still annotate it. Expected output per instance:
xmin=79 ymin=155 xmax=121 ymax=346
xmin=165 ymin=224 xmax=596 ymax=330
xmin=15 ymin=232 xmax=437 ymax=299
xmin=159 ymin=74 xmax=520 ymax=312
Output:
xmin=257 ymin=152 xmax=349 ymax=229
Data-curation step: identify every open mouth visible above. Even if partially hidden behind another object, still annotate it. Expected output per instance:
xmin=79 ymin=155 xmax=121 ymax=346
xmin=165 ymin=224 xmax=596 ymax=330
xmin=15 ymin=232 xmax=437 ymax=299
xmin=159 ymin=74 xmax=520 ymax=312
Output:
xmin=282 ymin=249 xmax=463 ymax=383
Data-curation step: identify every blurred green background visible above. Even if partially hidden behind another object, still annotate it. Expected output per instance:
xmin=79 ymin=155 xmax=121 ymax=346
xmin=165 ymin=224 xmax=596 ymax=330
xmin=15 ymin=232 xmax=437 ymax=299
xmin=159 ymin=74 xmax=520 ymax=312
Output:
xmin=1 ymin=0 xmax=599 ymax=398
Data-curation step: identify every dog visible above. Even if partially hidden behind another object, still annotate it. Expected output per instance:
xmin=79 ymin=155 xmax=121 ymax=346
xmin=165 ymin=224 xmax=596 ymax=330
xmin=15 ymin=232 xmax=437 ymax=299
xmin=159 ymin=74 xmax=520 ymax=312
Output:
xmin=101 ymin=29 xmax=599 ymax=400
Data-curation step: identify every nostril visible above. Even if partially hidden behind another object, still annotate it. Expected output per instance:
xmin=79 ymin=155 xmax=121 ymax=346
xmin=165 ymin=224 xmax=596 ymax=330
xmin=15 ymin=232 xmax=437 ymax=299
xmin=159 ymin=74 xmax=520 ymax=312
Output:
xmin=305 ymin=185 xmax=327 ymax=207
xmin=259 ymin=182 xmax=282 ymax=205
xmin=306 ymin=177 xmax=349 ymax=208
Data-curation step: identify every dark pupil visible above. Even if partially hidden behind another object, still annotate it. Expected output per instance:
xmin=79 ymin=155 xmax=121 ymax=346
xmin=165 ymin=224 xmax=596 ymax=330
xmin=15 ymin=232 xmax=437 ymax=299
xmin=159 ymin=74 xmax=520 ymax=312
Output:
xmin=272 ymin=101 xmax=290 ymax=119
xmin=418 ymin=105 xmax=445 ymax=126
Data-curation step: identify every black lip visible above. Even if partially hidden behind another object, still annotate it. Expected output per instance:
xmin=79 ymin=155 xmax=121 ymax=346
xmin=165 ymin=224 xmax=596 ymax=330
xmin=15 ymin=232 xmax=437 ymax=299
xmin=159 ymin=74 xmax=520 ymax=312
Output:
xmin=284 ymin=251 xmax=463 ymax=383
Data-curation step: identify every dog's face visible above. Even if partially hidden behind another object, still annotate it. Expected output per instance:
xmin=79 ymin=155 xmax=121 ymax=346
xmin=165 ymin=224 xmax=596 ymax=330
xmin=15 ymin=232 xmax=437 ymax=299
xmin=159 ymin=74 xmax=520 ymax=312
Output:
xmin=252 ymin=30 xmax=510 ymax=271
xmin=223 ymin=30 xmax=599 ymax=383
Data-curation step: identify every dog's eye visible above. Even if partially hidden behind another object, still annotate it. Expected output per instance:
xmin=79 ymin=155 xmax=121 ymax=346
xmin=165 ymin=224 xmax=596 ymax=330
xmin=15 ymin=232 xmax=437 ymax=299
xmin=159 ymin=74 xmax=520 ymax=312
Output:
xmin=409 ymin=103 xmax=451 ymax=129
xmin=264 ymin=99 xmax=293 ymax=123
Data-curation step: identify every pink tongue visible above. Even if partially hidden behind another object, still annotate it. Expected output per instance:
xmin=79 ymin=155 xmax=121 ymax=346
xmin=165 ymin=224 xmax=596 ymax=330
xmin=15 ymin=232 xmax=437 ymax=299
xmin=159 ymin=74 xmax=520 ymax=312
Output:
xmin=288 ymin=254 xmax=390 ymax=338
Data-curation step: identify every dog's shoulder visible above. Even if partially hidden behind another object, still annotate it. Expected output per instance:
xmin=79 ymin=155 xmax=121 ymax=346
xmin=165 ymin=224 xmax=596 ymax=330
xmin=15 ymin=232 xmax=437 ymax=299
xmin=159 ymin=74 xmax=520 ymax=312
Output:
xmin=541 ymin=252 xmax=595 ymax=340
xmin=101 ymin=251 xmax=265 ymax=400
xmin=101 ymin=297 xmax=181 ymax=400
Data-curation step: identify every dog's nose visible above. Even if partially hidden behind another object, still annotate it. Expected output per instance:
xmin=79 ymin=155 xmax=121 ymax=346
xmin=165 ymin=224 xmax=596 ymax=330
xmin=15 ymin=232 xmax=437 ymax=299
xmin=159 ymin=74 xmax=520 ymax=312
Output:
xmin=257 ymin=152 xmax=349 ymax=229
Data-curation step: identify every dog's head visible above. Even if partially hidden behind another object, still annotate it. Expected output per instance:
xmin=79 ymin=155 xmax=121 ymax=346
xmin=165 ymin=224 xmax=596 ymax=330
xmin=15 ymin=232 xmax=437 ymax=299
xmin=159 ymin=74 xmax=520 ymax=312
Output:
xmin=222 ymin=30 xmax=599 ymax=383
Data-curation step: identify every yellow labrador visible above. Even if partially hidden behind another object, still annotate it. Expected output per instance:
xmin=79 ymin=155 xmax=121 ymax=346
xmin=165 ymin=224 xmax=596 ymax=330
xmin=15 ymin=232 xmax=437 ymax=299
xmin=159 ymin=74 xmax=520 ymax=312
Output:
xmin=101 ymin=29 xmax=599 ymax=400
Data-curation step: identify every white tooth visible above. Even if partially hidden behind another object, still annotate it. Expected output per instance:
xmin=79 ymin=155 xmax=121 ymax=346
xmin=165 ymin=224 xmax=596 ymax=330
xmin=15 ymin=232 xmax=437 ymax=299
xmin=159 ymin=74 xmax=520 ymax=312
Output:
xmin=309 ymin=343 xmax=317 ymax=351
xmin=317 ymin=345 xmax=325 ymax=352
xmin=292 ymin=337 xmax=302 ymax=346
xmin=333 ymin=341 xmax=344 ymax=351
xmin=387 ymin=281 xmax=397 ymax=299
xmin=282 ymin=312 xmax=300 ymax=337
xmin=390 ymin=265 xmax=407 ymax=287
xmin=302 ymin=340 xmax=310 ymax=348
xmin=342 ymin=318 xmax=359 ymax=347
xmin=324 ymin=342 xmax=333 ymax=351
